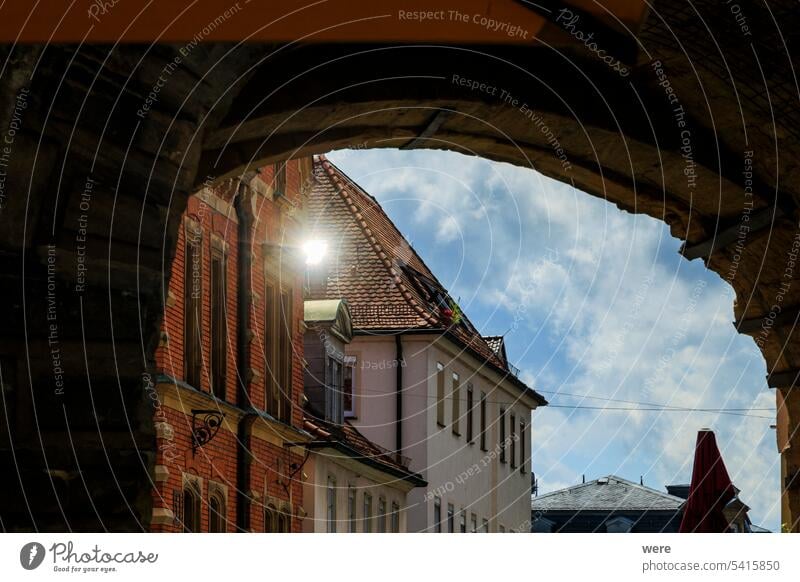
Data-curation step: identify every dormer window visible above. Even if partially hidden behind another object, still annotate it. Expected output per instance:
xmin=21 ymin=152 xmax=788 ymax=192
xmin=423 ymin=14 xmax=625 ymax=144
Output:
xmin=303 ymin=299 xmax=353 ymax=425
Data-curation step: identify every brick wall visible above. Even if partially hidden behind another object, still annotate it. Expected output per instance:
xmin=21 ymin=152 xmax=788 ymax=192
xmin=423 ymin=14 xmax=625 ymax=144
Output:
xmin=151 ymin=159 xmax=311 ymax=533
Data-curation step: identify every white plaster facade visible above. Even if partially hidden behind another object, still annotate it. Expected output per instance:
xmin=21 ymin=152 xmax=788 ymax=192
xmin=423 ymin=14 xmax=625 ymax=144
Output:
xmin=345 ymin=333 xmax=542 ymax=532
xmin=302 ymin=447 xmax=415 ymax=533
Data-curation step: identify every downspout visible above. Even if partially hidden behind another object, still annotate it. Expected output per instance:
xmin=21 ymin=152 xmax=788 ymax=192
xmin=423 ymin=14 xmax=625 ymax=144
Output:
xmin=236 ymin=413 xmax=256 ymax=531
xmin=234 ymin=178 xmax=254 ymax=407
xmin=395 ymin=333 xmax=404 ymax=456
xmin=234 ymin=177 xmax=255 ymax=531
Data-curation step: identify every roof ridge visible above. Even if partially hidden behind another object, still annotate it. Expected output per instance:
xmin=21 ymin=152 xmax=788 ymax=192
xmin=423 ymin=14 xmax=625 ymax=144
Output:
xmin=323 ymin=158 xmax=445 ymax=287
xmin=608 ymin=475 xmax=689 ymax=503
xmin=318 ymin=157 xmax=439 ymax=327
xmin=534 ymin=479 xmax=598 ymax=499
xmin=534 ymin=474 xmax=688 ymax=504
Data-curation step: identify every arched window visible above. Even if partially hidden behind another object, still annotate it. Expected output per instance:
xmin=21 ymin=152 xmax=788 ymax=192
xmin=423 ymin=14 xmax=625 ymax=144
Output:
xmin=209 ymin=492 xmax=226 ymax=533
xmin=182 ymin=483 xmax=201 ymax=532
xmin=265 ymin=504 xmax=277 ymax=533
xmin=277 ymin=507 xmax=291 ymax=533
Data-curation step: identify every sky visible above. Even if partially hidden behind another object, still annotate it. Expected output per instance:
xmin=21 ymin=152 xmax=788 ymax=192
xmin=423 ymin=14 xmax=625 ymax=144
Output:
xmin=327 ymin=148 xmax=780 ymax=532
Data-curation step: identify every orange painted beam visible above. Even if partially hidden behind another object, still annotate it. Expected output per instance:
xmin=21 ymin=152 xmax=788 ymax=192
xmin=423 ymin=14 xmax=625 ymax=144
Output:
xmin=0 ymin=0 xmax=647 ymax=43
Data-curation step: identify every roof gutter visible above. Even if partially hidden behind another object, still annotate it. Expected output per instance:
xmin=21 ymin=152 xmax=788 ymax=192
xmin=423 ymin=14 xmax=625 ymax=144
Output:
xmin=300 ymin=440 xmax=427 ymax=487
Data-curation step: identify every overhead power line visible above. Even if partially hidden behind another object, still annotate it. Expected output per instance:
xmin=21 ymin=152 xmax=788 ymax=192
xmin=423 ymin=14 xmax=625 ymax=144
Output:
xmin=355 ymin=386 xmax=775 ymax=419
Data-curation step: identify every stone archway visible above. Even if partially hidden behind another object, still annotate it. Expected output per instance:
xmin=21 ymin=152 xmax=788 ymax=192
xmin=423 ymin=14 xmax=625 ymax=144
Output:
xmin=1 ymin=0 xmax=799 ymax=531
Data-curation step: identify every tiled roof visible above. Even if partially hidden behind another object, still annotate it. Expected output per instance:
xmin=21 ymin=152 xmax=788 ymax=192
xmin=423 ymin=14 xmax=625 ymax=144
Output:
xmin=303 ymin=414 xmax=425 ymax=485
xmin=308 ymin=156 xmax=546 ymax=405
xmin=532 ymin=476 xmax=686 ymax=512
xmin=307 ymin=156 xmax=442 ymax=330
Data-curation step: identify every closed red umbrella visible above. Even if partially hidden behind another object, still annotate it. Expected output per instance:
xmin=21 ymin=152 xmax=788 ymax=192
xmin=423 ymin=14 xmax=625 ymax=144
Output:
xmin=679 ymin=429 xmax=736 ymax=533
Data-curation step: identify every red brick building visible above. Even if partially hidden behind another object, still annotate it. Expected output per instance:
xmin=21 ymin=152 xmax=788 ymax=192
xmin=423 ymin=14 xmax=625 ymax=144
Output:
xmin=149 ymin=159 xmax=314 ymax=532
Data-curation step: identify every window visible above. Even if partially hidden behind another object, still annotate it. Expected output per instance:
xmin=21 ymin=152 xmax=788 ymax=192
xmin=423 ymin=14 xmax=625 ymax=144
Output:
xmin=348 ymin=486 xmax=357 ymax=532
xmin=447 ymin=503 xmax=455 ymax=533
xmin=343 ymin=355 xmax=356 ymax=417
xmin=434 ymin=496 xmax=442 ymax=533
xmin=479 ymin=392 xmax=487 ymax=451
xmin=391 ymin=501 xmax=400 ymax=533
xmin=363 ymin=493 xmax=373 ymax=533
xmin=499 ymin=407 xmax=507 ymax=463
xmin=181 ymin=483 xmax=200 ymax=532
xmin=264 ymin=280 xmax=278 ymax=415
xmin=278 ymin=289 xmax=293 ymax=423
xmin=273 ymin=162 xmax=287 ymax=199
xmin=520 ymin=420 xmax=526 ymax=474
xmin=460 ymin=508 xmax=466 ymax=533
xmin=264 ymin=505 xmax=277 ymax=533
xmin=510 ymin=413 xmax=516 ymax=469
xmin=210 ymin=251 xmax=227 ymax=399
xmin=276 ymin=508 xmax=290 ymax=533
xmin=470 ymin=513 xmax=477 ymax=533
xmin=436 ymin=362 xmax=445 ymax=427
xmin=451 ymin=372 xmax=460 ymax=436
xmin=209 ymin=492 xmax=226 ymax=532
xmin=466 ymin=384 xmax=474 ymax=443
xmin=183 ymin=223 xmax=202 ymax=389
xmin=327 ymin=476 xmax=337 ymax=533
xmin=377 ymin=497 xmax=386 ymax=533
xmin=264 ymin=279 xmax=293 ymax=423
xmin=326 ymin=356 xmax=343 ymax=423
xmin=482 ymin=518 xmax=489 ymax=533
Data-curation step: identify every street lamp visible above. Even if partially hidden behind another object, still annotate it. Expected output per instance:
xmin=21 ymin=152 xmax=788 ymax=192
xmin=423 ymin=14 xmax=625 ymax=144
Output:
xmin=302 ymin=239 xmax=328 ymax=266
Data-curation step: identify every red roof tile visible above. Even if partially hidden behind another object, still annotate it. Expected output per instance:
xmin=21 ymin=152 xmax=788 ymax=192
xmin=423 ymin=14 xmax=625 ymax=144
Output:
xmin=303 ymin=415 xmax=424 ymax=484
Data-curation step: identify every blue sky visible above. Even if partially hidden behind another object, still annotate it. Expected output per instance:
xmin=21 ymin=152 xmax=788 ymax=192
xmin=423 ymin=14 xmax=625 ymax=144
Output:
xmin=327 ymin=148 xmax=780 ymax=531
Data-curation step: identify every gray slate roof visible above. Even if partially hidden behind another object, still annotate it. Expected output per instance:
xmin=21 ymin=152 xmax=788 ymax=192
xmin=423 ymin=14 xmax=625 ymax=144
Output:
xmin=532 ymin=475 xmax=686 ymax=512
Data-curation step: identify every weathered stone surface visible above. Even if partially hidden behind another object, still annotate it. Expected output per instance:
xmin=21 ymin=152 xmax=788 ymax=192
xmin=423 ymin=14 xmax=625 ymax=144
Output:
xmin=1 ymin=1 xmax=800 ymax=531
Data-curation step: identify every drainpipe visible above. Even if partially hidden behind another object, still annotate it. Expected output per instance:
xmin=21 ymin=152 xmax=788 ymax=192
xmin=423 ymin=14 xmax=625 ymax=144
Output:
xmin=234 ymin=177 xmax=255 ymax=531
xmin=395 ymin=333 xmax=404 ymax=456
xmin=236 ymin=413 xmax=256 ymax=531
xmin=234 ymin=179 xmax=254 ymax=407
